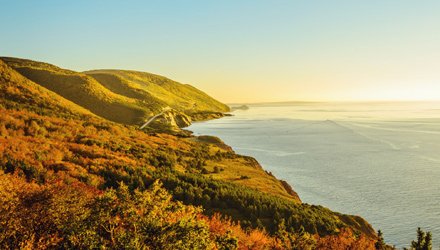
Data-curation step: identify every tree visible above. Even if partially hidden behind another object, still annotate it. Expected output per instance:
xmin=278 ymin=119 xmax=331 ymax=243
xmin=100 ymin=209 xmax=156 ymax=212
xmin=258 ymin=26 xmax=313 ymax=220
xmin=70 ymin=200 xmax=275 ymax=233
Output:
xmin=215 ymin=230 xmax=238 ymax=250
xmin=422 ymin=231 xmax=432 ymax=250
xmin=201 ymin=167 xmax=210 ymax=174
xmin=410 ymin=227 xmax=432 ymax=250
xmin=375 ymin=230 xmax=386 ymax=250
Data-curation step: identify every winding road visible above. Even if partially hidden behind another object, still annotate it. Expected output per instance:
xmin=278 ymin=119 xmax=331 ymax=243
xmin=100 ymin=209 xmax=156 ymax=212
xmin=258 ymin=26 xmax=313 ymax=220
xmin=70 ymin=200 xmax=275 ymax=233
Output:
xmin=139 ymin=107 xmax=171 ymax=129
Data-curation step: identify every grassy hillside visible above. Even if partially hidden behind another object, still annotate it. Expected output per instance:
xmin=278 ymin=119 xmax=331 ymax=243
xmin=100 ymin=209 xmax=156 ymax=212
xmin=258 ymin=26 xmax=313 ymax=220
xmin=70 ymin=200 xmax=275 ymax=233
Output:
xmin=2 ymin=57 xmax=150 ymax=125
xmin=84 ymin=69 xmax=230 ymax=117
xmin=0 ymin=59 xmax=93 ymax=118
xmin=1 ymin=57 xmax=229 ymax=126
xmin=0 ymin=58 xmax=378 ymax=249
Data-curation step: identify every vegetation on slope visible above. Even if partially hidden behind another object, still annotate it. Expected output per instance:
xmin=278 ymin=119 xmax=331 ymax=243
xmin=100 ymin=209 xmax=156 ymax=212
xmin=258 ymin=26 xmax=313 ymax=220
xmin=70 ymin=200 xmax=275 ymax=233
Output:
xmin=0 ymin=58 xmax=379 ymax=248
xmin=1 ymin=57 xmax=229 ymax=126
xmin=1 ymin=57 xmax=151 ymax=125
xmin=0 ymin=172 xmax=379 ymax=249
xmin=1 ymin=172 xmax=261 ymax=249
xmin=84 ymin=69 xmax=230 ymax=118
xmin=0 ymin=59 xmax=93 ymax=119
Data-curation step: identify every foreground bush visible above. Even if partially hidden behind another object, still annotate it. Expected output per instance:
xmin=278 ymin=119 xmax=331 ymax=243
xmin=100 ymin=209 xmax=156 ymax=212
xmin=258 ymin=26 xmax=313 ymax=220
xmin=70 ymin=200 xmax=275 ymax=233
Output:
xmin=0 ymin=173 xmax=236 ymax=249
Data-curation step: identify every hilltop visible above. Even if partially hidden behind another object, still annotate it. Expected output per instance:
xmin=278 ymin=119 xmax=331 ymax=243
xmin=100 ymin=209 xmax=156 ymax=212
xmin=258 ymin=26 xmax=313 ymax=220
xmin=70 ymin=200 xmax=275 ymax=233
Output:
xmin=0 ymin=58 xmax=93 ymax=118
xmin=84 ymin=69 xmax=229 ymax=118
xmin=1 ymin=57 xmax=229 ymax=127
xmin=0 ymin=57 xmax=378 ymax=249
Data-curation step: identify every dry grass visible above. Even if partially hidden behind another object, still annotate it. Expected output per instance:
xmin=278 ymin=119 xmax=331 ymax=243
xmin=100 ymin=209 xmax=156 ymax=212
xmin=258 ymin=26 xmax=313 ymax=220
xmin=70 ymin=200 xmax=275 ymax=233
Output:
xmin=197 ymin=142 xmax=301 ymax=202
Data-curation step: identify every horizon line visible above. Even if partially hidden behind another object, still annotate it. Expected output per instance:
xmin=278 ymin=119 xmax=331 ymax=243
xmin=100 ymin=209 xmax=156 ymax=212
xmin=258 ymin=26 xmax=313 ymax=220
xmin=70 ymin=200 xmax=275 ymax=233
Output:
xmin=227 ymin=99 xmax=440 ymax=105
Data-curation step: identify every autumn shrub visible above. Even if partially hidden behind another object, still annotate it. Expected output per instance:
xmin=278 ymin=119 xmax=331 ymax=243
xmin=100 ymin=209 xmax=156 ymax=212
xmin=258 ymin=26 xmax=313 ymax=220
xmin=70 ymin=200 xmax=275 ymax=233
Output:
xmin=0 ymin=173 xmax=244 ymax=249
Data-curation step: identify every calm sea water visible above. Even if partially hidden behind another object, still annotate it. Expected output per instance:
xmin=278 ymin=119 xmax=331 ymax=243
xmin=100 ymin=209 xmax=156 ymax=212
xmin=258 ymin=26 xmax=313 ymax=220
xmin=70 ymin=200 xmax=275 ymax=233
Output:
xmin=188 ymin=102 xmax=440 ymax=248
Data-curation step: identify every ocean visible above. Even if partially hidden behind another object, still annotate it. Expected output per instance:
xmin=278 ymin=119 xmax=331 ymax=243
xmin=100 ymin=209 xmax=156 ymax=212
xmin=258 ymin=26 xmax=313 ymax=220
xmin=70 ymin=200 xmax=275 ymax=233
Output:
xmin=188 ymin=101 xmax=440 ymax=248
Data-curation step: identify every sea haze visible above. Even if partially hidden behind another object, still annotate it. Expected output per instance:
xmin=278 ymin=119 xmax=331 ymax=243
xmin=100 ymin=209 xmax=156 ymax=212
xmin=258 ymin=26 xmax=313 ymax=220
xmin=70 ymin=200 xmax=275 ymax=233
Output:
xmin=188 ymin=101 xmax=440 ymax=248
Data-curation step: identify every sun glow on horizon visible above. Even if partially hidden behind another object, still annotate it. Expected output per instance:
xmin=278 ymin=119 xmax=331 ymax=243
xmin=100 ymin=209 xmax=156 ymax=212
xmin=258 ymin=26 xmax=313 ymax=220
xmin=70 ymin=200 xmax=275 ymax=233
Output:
xmin=2 ymin=1 xmax=440 ymax=104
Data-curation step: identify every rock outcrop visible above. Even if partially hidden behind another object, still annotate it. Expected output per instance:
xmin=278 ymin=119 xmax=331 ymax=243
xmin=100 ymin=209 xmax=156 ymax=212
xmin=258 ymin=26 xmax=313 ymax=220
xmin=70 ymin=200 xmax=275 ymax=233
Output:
xmin=148 ymin=109 xmax=192 ymax=131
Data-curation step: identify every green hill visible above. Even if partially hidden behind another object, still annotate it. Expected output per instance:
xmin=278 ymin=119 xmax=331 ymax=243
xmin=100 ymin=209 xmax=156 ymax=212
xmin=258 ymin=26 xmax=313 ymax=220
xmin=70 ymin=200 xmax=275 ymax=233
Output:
xmin=84 ymin=69 xmax=230 ymax=117
xmin=0 ymin=59 xmax=93 ymax=118
xmin=1 ymin=57 xmax=229 ymax=127
xmin=1 ymin=57 xmax=152 ymax=125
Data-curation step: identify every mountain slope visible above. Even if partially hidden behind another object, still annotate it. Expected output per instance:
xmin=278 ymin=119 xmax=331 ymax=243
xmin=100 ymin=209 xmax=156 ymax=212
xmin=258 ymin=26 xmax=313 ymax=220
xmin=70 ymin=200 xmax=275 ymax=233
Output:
xmin=84 ymin=69 xmax=230 ymax=117
xmin=0 ymin=59 xmax=93 ymax=118
xmin=1 ymin=57 xmax=151 ymax=125
xmin=1 ymin=57 xmax=229 ymax=127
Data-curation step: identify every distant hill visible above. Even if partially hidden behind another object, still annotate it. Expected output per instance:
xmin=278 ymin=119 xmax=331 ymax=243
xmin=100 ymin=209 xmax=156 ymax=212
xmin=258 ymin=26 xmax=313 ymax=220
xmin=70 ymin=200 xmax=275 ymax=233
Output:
xmin=0 ymin=59 xmax=93 ymax=118
xmin=1 ymin=57 xmax=229 ymax=126
xmin=84 ymin=69 xmax=229 ymax=115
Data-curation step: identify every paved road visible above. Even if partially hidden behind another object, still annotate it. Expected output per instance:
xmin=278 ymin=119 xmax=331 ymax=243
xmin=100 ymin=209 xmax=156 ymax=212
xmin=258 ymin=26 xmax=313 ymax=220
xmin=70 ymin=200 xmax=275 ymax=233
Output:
xmin=140 ymin=107 xmax=171 ymax=129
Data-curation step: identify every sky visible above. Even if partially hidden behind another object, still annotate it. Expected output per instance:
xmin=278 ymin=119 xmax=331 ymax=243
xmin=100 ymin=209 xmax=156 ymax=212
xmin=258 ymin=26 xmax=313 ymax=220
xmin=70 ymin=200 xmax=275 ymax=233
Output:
xmin=1 ymin=0 xmax=440 ymax=103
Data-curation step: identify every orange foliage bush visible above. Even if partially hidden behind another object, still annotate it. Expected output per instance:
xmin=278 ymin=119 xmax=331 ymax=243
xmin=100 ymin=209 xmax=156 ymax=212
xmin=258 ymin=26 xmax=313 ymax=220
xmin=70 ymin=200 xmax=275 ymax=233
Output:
xmin=315 ymin=228 xmax=376 ymax=250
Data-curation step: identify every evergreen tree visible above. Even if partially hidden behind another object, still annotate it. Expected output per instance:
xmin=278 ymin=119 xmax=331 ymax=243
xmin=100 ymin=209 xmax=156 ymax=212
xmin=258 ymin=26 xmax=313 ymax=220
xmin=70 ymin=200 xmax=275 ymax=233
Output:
xmin=410 ymin=227 xmax=432 ymax=250
xmin=422 ymin=231 xmax=432 ymax=250
xmin=375 ymin=230 xmax=386 ymax=250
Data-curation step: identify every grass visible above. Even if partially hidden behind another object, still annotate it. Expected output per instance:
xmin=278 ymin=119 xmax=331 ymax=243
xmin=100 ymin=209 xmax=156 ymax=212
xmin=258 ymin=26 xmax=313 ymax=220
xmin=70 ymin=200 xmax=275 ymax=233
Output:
xmin=189 ymin=138 xmax=301 ymax=202
xmin=1 ymin=57 xmax=229 ymax=126
xmin=85 ymin=69 xmax=230 ymax=114
xmin=0 ymin=59 xmax=94 ymax=118
xmin=204 ymin=157 xmax=300 ymax=201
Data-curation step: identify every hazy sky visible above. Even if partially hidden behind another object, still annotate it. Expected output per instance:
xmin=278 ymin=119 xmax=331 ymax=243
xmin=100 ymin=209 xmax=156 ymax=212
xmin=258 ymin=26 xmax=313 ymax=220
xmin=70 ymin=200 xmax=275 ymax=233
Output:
xmin=1 ymin=1 xmax=440 ymax=103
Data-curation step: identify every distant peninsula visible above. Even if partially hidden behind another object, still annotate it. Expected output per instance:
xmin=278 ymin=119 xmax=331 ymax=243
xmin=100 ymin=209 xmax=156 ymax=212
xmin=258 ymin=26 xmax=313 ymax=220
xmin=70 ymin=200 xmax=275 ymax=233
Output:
xmin=230 ymin=104 xmax=250 ymax=111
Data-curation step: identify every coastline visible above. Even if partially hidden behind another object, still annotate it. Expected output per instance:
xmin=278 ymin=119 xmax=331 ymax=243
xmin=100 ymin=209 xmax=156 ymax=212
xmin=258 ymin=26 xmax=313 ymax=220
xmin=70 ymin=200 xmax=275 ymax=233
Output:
xmin=187 ymin=113 xmax=377 ymax=239
xmin=189 ymin=102 xmax=440 ymax=247
xmin=187 ymin=111 xmax=303 ymax=202
xmin=188 ymin=112 xmax=301 ymax=200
